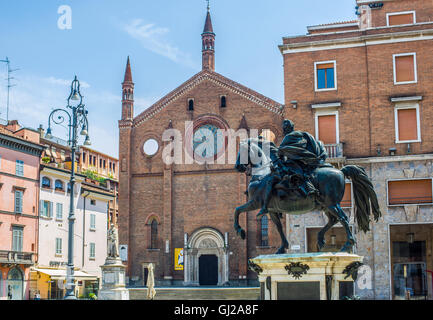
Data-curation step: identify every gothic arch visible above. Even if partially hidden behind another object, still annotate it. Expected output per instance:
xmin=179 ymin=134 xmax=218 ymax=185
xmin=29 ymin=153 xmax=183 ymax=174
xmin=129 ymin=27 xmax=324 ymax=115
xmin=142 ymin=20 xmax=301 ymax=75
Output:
xmin=145 ymin=213 xmax=161 ymax=225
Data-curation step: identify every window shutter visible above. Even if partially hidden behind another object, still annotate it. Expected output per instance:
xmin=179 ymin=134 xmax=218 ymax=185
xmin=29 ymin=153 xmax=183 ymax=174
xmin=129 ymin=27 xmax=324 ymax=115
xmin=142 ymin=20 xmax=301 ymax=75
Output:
xmin=397 ymin=108 xmax=418 ymax=141
xmin=388 ymin=179 xmax=432 ymax=205
xmin=389 ymin=13 xmax=414 ymax=26
xmin=15 ymin=191 xmax=22 ymax=213
xmin=341 ymin=183 xmax=352 ymax=208
xmin=318 ymin=115 xmax=337 ymax=144
xmin=395 ymin=55 xmax=415 ymax=82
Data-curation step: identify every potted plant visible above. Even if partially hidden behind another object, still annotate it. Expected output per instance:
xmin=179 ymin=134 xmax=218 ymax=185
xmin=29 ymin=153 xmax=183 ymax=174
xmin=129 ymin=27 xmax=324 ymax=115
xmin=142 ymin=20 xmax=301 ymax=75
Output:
xmin=42 ymin=157 xmax=51 ymax=164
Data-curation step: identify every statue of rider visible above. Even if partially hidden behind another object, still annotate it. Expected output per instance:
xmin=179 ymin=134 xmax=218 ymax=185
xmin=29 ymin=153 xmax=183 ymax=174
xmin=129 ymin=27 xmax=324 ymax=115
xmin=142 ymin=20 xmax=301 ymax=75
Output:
xmin=257 ymin=119 xmax=326 ymax=218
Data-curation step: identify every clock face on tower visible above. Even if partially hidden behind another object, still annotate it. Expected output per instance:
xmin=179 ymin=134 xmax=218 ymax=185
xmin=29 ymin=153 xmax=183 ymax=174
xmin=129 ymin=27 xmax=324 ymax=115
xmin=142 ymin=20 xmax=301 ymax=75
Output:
xmin=193 ymin=124 xmax=224 ymax=158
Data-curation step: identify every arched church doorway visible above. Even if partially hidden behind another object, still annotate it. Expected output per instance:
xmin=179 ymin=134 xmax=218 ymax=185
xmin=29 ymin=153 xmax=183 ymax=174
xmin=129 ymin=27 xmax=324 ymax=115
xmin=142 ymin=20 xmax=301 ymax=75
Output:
xmin=184 ymin=227 xmax=229 ymax=286
xmin=199 ymin=255 xmax=218 ymax=285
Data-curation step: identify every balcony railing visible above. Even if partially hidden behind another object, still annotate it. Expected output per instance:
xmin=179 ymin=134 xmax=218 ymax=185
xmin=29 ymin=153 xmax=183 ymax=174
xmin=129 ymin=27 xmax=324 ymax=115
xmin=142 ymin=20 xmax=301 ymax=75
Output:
xmin=325 ymin=143 xmax=344 ymax=159
xmin=0 ymin=250 xmax=34 ymax=265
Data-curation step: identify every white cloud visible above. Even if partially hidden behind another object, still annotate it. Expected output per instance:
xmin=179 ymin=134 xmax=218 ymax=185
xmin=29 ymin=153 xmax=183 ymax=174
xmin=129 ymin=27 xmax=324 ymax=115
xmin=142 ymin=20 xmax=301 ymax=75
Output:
xmin=44 ymin=76 xmax=90 ymax=88
xmin=123 ymin=19 xmax=198 ymax=69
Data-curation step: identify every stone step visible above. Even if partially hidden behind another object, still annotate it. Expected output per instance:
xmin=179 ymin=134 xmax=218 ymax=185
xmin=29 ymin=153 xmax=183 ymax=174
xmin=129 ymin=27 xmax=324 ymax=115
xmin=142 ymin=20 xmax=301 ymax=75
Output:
xmin=129 ymin=287 xmax=260 ymax=300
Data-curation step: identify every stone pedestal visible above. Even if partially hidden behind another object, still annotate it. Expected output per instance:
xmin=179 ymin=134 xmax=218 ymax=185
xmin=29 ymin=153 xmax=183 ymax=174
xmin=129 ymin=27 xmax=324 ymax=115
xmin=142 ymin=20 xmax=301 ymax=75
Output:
xmin=249 ymin=252 xmax=363 ymax=300
xmin=98 ymin=257 xmax=129 ymax=300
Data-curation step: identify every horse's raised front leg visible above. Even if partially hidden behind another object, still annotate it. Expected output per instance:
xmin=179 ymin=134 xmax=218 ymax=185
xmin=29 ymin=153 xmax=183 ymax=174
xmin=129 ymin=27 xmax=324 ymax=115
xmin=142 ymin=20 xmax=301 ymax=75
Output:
xmin=234 ymin=199 xmax=259 ymax=240
xmin=328 ymin=205 xmax=355 ymax=252
xmin=317 ymin=211 xmax=338 ymax=252
xmin=269 ymin=212 xmax=289 ymax=254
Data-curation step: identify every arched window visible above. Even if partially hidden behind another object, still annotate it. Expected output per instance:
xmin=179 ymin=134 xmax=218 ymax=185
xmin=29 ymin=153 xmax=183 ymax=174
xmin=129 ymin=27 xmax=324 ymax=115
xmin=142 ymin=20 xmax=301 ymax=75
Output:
xmin=150 ymin=219 xmax=158 ymax=249
xmin=220 ymin=96 xmax=226 ymax=108
xmin=261 ymin=129 xmax=276 ymax=143
xmin=42 ymin=177 xmax=51 ymax=189
xmin=260 ymin=215 xmax=269 ymax=247
xmin=54 ymin=180 xmax=64 ymax=191
xmin=188 ymin=99 xmax=194 ymax=111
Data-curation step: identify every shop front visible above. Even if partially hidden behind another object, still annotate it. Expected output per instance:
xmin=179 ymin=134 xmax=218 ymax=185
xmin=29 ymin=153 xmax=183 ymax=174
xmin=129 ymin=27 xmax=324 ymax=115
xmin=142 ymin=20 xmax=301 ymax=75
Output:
xmin=31 ymin=268 xmax=98 ymax=300
xmin=390 ymin=224 xmax=433 ymax=300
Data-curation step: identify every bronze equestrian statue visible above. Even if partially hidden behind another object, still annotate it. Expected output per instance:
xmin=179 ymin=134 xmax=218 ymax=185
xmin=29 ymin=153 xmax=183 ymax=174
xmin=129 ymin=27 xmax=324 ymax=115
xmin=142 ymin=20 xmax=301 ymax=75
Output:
xmin=234 ymin=119 xmax=381 ymax=254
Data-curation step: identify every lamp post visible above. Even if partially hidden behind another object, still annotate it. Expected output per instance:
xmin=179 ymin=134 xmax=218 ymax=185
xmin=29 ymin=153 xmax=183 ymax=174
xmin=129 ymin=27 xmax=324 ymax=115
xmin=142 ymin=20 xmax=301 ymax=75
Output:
xmin=46 ymin=76 xmax=91 ymax=299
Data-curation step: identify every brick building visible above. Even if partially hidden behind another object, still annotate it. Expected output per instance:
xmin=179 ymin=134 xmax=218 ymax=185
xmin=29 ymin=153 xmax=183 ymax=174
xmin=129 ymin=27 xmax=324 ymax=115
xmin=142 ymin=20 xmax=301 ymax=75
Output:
xmin=118 ymin=8 xmax=285 ymax=286
xmin=279 ymin=0 xmax=433 ymax=299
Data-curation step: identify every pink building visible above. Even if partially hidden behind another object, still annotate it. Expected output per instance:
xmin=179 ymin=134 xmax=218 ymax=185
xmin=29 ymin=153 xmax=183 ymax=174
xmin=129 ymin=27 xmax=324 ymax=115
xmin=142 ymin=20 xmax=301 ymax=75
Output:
xmin=0 ymin=121 xmax=44 ymax=300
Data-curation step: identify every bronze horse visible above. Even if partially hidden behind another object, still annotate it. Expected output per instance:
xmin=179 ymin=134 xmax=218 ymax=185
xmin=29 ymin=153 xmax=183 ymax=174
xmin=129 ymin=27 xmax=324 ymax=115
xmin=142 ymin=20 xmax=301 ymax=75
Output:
xmin=234 ymin=138 xmax=381 ymax=253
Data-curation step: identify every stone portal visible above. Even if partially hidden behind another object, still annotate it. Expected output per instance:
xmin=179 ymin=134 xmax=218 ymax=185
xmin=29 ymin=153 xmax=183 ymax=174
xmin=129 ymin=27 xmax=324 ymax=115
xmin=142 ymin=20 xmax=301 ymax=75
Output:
xmin=184 ymin=228 xmax=229 ymax=286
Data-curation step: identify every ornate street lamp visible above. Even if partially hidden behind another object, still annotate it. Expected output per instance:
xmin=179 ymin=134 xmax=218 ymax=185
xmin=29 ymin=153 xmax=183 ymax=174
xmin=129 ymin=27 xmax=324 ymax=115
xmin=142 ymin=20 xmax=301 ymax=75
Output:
xmin=46 ymin=76 xmax=90 ymax=299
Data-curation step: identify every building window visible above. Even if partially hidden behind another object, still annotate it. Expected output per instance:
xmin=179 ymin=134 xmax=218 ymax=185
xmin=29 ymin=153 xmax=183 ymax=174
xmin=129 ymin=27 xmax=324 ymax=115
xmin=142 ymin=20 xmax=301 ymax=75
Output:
xmin=41 ymin=177 xmax=51 ymax=189
xmin=150 ymin=219 xmax=158 ymax=249
xmin=387 ymin=11 xmax=416 ymax=26
xmin=394 ymin=104 xmax=421 ymax=143
xmin=56 ymin=203 xmax=63 ymax=220
xmin=393 ymin=53 xmax=417 ymax=84
xmin=90 ymin=214 xmax=96 ymax=230
xmin=341 ymin=183 xmax=352 ymax=208
xmin=82 ymin=152 xmax=86 ymax=163
xmin=14 ymin=190 xmax=23 ymax=214
xmin=54 ymin=180 xmax=64 ymax=191
xmin=100 ymin=159 xmax=102 ymax=168
xmin=103 ymin=160 xmax=106 ymax=169
xmin=12 ymin=226 xmax=23 ymax=252
xmin=315 ymin=111 xmax=339 ymax=145
xmin=89 ymin=243 xmax=95 ymax=259
xmin=55 ymin=238 xmax=62 ymax=255
xmin=315 ymin=61 xmax=336 ymax=91
xmin=220 ymin=96 xmax=227 ymax=108
xmin=388 ymin=179 xmax=432 ymax=205
xmin=90 ymin=199 xmax=96 ymax=206
xmin=260 ymin=215 xmax=269 ymax=247
xmin=15 ymin=160 xmax=24 ymax=176
xmin=188 ymin=99 xmax=194 ymax=111
xmin=113 ymin=163 xmax=116 ymax=173
xmin=40 ymin=200 xmax=53 ymax=218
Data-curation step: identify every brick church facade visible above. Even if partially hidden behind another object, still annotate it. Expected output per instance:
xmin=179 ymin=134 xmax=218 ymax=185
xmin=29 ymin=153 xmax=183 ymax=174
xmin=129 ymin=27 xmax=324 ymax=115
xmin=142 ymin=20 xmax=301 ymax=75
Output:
xmin=118 ymin=9 xmax=284 ymax=286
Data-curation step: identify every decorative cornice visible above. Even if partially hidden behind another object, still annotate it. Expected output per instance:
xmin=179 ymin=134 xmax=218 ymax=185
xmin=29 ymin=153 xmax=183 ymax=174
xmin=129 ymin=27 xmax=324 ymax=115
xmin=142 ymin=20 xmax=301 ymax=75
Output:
xmin=132 ymin=71 xmax=282 ymax=128
xmin=0 ymin=133 xmax=44 ymax=157
xmin=280 ymin=26 xmax=433 ymax=54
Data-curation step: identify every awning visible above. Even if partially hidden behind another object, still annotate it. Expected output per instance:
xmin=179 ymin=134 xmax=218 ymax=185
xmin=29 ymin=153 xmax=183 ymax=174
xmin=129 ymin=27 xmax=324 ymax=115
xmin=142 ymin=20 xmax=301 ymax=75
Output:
xmin=32 ymin=268 xmax=98 ymax=281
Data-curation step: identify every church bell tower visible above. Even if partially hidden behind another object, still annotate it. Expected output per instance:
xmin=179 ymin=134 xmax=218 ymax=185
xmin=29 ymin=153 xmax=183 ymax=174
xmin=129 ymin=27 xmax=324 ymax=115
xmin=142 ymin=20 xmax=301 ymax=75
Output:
xmin=122 ymin=56 xmax=134 ymax=120
xmin=202 ymin=5 xmax=215 ymax=71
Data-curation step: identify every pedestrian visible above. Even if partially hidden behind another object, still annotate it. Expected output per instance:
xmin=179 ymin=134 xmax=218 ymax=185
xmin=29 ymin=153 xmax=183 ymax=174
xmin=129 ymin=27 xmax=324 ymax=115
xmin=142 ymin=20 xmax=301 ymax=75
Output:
xmin=7 ymin=285 xmax=12 ymax=300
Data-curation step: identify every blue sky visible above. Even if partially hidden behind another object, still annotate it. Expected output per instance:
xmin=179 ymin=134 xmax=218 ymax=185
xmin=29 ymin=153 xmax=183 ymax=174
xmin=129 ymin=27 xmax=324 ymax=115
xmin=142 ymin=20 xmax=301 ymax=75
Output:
xmin=0 ymin=0 xmax=356 ymax=157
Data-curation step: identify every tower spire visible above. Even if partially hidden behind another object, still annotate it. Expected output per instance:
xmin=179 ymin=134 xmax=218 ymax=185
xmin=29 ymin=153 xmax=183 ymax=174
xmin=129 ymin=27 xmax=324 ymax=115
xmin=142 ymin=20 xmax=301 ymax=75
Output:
xmin=122 ymin=56 xmax=134 ymax=120
xmin=123 ymin=56 xmax=133 ymax=83
xmin=202 ymin=4 xmax=215 ymax=71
